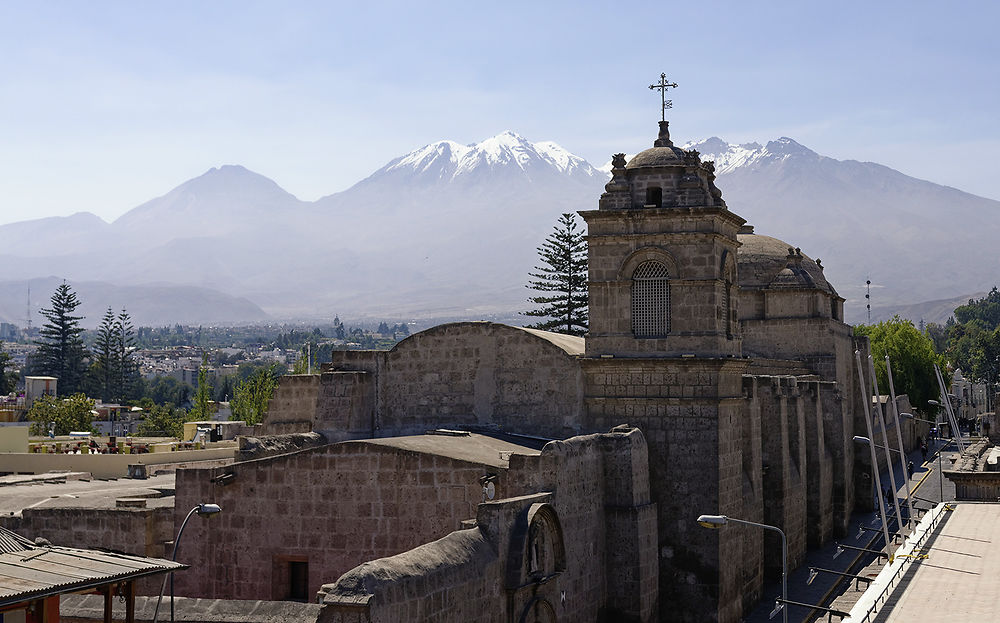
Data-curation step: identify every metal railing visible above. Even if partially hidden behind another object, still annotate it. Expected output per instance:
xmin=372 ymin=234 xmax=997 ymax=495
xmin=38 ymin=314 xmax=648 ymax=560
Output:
xmin=847 ymin=501 xmax=949 ymax=622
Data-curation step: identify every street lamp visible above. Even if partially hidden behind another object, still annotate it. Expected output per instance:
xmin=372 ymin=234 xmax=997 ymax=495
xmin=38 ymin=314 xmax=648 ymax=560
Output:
xmin=697 ymin=514 xmax=787 ymax=623
xmin=153 ymin=503 xmax=222 ymax=623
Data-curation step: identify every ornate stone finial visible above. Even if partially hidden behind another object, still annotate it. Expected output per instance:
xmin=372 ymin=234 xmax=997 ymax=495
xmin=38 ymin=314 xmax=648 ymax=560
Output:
xmin=611 ymin=153 xmax=627 ymax=169
xmin=816 ymin=258 xmax=823 ymax=269
xmin=654 ymin=121 xmax=673 ymax=147
xmin=795 ymin=247 xmax=802 ymax=257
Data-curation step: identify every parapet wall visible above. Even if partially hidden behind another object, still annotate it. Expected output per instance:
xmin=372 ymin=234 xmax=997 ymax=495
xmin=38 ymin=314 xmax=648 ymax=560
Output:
xmin=318 ymin=427 xmax=657 ymax=623
xmin=173 ymin=440 xmax=494 ymax=602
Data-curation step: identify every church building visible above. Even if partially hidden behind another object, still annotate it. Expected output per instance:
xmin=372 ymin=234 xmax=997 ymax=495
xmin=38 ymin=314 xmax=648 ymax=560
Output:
xmin=173 ymin=115 xmax=871 ymax=623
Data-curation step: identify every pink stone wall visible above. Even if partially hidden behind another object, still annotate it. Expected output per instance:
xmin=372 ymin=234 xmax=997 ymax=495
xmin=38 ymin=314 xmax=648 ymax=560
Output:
xmin=172 ymin=442 xmax=491 ymax=601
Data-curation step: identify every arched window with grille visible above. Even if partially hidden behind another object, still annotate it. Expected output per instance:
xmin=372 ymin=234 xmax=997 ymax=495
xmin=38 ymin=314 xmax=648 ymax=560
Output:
xmin=632 ymin=261 xmax=670 ymax=337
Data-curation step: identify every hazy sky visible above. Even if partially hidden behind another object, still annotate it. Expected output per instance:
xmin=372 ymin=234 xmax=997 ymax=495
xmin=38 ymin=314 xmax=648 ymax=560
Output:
xmin=1 ymin=0 xmax=997 ymax=226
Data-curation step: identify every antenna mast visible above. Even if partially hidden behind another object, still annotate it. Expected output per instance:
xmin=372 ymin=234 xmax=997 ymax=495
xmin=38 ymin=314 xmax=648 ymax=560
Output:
xmin=865 ymin=279 xmax=871 ymax=323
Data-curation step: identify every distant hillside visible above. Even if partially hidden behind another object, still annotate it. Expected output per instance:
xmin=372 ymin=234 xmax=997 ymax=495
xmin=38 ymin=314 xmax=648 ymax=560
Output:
xmin=0 ymin=278 xmax=269 ymax=329
xmin=867 ymin=291 xmax=989 ymax=327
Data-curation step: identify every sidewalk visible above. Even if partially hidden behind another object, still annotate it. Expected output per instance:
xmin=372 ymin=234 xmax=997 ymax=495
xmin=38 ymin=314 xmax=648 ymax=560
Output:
xmin=742 ymin=438 xmax=955 ymax=623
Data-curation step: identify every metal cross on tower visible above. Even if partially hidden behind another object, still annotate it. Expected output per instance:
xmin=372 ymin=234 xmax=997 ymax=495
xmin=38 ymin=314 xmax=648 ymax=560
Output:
xmin=648 ymin=73 xmax=678 ymax=121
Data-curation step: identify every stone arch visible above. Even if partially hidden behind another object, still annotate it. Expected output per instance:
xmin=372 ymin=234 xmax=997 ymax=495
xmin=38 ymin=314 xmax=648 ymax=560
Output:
xmin=505 ymin=503 xmax=566 ymax=589
xmin=617 ymin=246 xmax=679 ymax=281
xmin=518 ymin=596 xmax=557 ymax=623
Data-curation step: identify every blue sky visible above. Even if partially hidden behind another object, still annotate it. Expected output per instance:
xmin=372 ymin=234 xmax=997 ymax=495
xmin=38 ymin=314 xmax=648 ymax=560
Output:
xmin=1 ymin=0 xmax=997 ymax=225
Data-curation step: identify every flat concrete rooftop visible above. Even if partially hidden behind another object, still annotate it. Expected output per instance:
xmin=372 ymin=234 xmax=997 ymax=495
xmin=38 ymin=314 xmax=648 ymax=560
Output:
xmin=0 ymin=473 xmax=176 ymax=515
xmin=864 ymin=503 xmax=1000 ymax=622
xmin=352 ymin=431 xmax=543 ymax=468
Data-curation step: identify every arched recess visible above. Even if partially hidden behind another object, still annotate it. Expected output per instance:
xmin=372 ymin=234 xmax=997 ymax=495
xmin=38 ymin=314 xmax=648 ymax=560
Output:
xmin=505 ymin=503 xmax=567 ymax=589
xmin=518 ymin=597 xmax=557 ymax=623
xmin=719 ymin=250 xmax=737 ymax=338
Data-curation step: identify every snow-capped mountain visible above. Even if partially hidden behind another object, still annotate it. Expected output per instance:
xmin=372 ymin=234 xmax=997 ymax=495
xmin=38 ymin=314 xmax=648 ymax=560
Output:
xmin=357 ymin=131 xmax=601 ymax=187
xmin=1 ymin=130 xmax=997 ymax=325
xmin=682 ymin=136 xmax=1000 ymax=322
xmin=682 ymin=137 xmax=820 ymax=174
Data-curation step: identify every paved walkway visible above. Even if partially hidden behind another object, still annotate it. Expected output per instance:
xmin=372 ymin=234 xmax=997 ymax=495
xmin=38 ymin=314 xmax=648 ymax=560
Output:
xmin=743 ymin=438 xmax=957 ymax=623
xmin=867 ymin=503 xmax=1000 ymax=622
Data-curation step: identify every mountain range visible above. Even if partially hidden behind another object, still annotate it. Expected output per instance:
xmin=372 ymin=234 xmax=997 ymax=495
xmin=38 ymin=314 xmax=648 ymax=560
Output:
xmin=0 ymin=129 xmax=996 ymax=327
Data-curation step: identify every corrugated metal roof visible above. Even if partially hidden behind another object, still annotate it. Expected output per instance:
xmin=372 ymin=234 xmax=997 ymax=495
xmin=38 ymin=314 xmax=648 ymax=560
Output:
xmin=0 ymin=527 xmax=185 ymax=608
xmin=0 ymin=530 xmax=30 ymax=555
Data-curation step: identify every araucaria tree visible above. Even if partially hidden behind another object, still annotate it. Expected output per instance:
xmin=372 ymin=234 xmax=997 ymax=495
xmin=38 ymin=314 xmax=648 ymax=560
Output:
xmin=523 ymin=213 xmax=588 ymax=336
xmin=34 ymin=282 xmax=87 ymax=395
xmin=91 ymin=307 xmax=140 ymax=402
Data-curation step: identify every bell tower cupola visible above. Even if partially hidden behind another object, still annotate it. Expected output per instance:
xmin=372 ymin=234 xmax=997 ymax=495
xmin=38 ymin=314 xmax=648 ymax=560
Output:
xmin=580 ymin=82 xmax=745 ymax=358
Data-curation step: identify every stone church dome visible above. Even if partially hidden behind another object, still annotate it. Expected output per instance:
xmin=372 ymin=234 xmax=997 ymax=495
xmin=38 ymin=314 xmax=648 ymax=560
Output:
xmin=625 ymin=120 xmax=687 ymax=169
xmin=626 ymin=145 xmax=686 ymax=169
xmin=737 ymin=230 xmax=838 ymax=296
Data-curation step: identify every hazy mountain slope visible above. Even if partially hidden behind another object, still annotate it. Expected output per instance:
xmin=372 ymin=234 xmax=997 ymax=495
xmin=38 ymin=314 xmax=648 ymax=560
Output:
xmin=0 ymin=212 xmax=109 ymax=257
xmin=112 ymin=165 xmax=309 ymax=246
xmin=868 ymin=292 xmax=987 ymax=326
xmin=0 ymin=277 xmax=268 ymax=328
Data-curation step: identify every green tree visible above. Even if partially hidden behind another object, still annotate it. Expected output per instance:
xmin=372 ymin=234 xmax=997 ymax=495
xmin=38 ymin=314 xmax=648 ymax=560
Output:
xmin=114 ymin=309 xmax=140 ymax=401
xmin=135 ymin=403 xmax=190 ymax=438
xmin=144 ymin=376 xmax=193 ymax=407
xmin=88 ymin=307 xmax=140 ymax=403
xmin=954 ymin=287 xmax=1000 ymax=330
xmin=855 ymin=316 xmax=947 ymax=411
xmin=190 ymin=352 xmax=212 ymax=420
xmin=230 ymin=364 xmax=279 ymax=425
xmin=0 ymin=342 xmax=16 ymax=395
xmin=91 ymin=307 xmax=117 ymax=400
xmin=523 ymin=213 xmax=588 ymax=336
xmin=33 ymin=282 xmax=88 ymax=395
xmin=28 ymin=393 xmax=95 ymax=436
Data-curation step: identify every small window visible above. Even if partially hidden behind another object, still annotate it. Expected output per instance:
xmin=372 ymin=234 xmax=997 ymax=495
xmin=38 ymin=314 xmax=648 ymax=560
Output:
xmin=644 ymin=186 xmax=662 ymax=208
xmin=632 ymin=261 xmax=670 ymax=337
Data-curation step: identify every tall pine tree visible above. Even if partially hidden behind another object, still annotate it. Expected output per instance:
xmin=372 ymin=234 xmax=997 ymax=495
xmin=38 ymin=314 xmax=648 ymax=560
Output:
xmin=115 ymin=309 xmax=139 ymax=401
xmin=89 ymin=307 xmax=140 ymax=402
xmin=34 ymin=282 xmax=87 ymax=395
xmin=92 ymin=307 xmax=117 ymax=400
xmin=523 ymin=213 xmax=588 ymax=336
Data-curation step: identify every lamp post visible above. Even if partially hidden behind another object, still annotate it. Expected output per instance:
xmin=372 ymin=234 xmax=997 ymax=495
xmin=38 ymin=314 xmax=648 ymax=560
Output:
xmin=153 ymin=503 xmax=222 ymax=623
xmin=854 ymin=351 xmax=895 ymax=562
xmin=697 ymin=514 xmax=787 ymax=623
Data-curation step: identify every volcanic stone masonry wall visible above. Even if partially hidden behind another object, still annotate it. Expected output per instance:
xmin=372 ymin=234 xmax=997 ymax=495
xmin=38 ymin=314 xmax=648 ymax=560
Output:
xmin=320 ymin=428 xmax=657 ymax=623
xmin=580 ymin=357 xmax=747 ymax=623
xmin=172 ymin=442 xmax=493 ymax=602
xmin=350 ymin=323 xmax=586 ymax=440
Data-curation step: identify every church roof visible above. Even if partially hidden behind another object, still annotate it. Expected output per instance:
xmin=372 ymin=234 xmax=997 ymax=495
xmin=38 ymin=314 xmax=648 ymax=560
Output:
xmin=625 ymin=145 xmax=686 ymax=169
xmin=737 ymin=232 xmax=839 ymax=297
xmin=518 ymin=327 xmax=585 ymax=355
xmin=625 ymin=120 xmax=687 ymax=169
xmin=358 ymin=432 xmax=541 ymax=468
